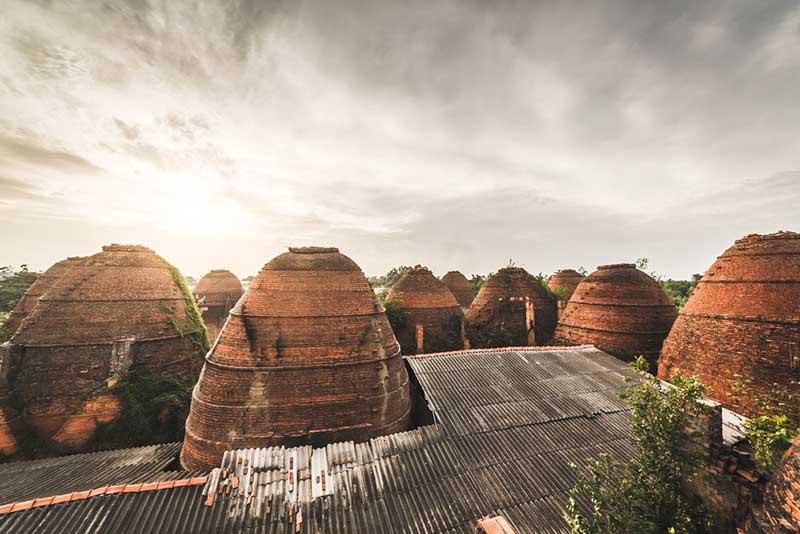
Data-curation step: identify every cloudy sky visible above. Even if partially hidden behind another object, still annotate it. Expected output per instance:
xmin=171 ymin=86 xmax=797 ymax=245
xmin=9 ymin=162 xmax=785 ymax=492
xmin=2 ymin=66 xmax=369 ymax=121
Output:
xmin=1 ymin=0 xmax=798 ymax=279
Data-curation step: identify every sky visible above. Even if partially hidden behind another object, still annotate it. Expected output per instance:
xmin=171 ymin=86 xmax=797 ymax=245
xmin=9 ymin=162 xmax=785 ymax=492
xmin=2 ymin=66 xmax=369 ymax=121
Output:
xmin=0 ymin=0 xmax=798 ymax=279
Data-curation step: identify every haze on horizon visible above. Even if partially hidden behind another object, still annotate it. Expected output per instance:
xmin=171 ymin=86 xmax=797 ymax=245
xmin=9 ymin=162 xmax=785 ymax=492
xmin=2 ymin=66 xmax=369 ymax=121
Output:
xmin=1 ymin=0 xmax=798 ymax=280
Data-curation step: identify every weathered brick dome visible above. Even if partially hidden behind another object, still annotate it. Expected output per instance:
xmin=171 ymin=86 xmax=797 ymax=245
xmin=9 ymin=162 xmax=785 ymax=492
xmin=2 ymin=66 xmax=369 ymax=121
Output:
xmin=442 ymin=270 xmax=475 ymax=308
xmin=181 ymin=246 xmax=412 ymax=470
xmin=466 ymin=267 xmax=557 ymax=347
xmin=2 ymin=244 xmax=208 ymax=455
xmin=386 ymin=267 xmax=465 ymax=354
xmin=749 ymin=432 xmax=800 ymax=532
xmin=548 ymin=269 xmax=585 ymax=301
xmin=658 ymin=231 xmax=800 ymax=417
xmin=554 ymin=264 xmax=677 ymax=367
xmin=193 ymin=269 xmax=244 ymax=342
xmin=2 ymin=256 xmax=84 ymax=340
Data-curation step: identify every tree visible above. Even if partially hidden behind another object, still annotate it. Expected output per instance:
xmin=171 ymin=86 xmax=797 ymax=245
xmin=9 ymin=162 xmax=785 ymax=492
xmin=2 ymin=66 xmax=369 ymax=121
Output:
xmin=368 ymin=265 xmax=414 ymax=289
xmin=469 ymin=274 xmax=488 ymax=293
xmin=0 ymin=265 xmax=40 ymax=313
xmin=566 ymin=357 xmax=712 ymax=534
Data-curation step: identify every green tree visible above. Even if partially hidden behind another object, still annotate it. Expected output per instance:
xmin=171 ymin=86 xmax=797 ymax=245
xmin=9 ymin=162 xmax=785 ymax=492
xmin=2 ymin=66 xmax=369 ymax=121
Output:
xmin=469 ymin=274 xmax=488 ymax=293
xmin=0 ymin=265 xmax=40 ymax=313
xmin=566 ymin=357 xmax=712 ymax=534
xmin=368 ymin=265 xmax=415 ymax=289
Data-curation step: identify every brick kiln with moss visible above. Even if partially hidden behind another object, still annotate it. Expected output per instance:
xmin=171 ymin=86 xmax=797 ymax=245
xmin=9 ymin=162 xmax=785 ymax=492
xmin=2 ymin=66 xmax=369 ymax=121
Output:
xmin=658 ymin=231 xmax=800 ymax=418
xmin=0 ymin=245 xmax=208 ymax=458
xmin=441 ymin=270 xmax=475 ymax=309
xmin=553 ymin=263 xmax=677 ymax=369
xmin=465 ymin=267 xmax=557 ymax=347
xmin=386 ymin=267 xmax=465 ymax=354
xmin=180 ymin=246 xmax=412 ymax=471
xmin=193 ymin=269 xmax=244 ymax=342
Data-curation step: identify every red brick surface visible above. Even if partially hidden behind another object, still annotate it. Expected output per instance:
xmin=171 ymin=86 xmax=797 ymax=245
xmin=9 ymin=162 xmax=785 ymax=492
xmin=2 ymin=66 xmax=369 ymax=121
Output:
xmin=750 ymin=433 xmax=800 ymax=532
xmin=466 ymin=267 xmax=557 ymax=346
xmin=387 ymin=267 xmax=464 ymax=354
xmin=3 ymin=244 xmax=206 ymax=454
xmin=180 ymin=247 xmax=412 ymax=470
xmin=4 ymin=257 xmax=84 ymax=337
xmin=658 ymin=231 xmax=800 ymax=418
xmin=554 ymin=264 xmax=677 ymax=367
xmin=193 ymin=270 xmax=243 ymax=342
xmin=547 ymin=269 xmax=585 ymax=302
xmin=441 ymin=271 xmax=475 ymax=309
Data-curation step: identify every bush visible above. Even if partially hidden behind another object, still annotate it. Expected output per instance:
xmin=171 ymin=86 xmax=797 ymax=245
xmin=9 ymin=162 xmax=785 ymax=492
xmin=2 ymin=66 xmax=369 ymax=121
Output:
xmin=566 ymin=357 xmax=713 ymax=534
xmin=744 ymin=415 xmax=799 ymax=473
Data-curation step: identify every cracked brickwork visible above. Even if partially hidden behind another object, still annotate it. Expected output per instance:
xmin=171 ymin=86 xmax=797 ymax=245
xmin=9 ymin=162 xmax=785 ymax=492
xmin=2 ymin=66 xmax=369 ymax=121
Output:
xmin=387 ymin=267 xmax=464 ymax=355
xmin=554 ymin=264 xmax=677 ymax=368
xmin=193 ymin=270 xmax=243 ymax=342
xmin=658 ymin=231 xmax=800 ymax=419
xmin=441 ymin=271 xmax=475 ymax=309
xmin=466 ymin=267 xmax=557 ymax=346
xmin=1 ymin=245 xmax=206 ymax=456
xmin=181 ymin=247 xmax=412 ymax=471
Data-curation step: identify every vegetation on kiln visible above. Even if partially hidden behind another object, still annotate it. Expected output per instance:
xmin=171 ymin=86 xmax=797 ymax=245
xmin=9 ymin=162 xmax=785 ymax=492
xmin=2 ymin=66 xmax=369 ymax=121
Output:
xmin=94 ymin=367 xmax=193 ymax=448
xmin=165 ymin=263 xmax=211 ymax=353
xmin=731 ymin=373 xmax=800 ymax=472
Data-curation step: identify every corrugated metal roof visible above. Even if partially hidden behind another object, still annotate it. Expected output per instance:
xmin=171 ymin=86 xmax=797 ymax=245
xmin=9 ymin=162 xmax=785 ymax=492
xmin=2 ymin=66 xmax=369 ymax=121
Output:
xmin=0 ymin=442 xmax=189 ymax=505
xmin=0 ymin=346 xmax=637 ymax=533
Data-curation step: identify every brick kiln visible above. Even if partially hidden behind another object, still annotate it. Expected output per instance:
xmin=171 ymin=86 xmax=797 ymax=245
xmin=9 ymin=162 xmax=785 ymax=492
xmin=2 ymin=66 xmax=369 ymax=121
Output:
xmin=441 ymin=270 xmax=475 ymax=309
xmin=180 ymin=246 xmax=412 ymax=470
xmin=548 ymin=269 xmax=586 ymax=319
xmin=0 ymin=244 xmax=207 ymax=455
xmin=747 ymin=433 xmax=800 ymax=533
xmin=658 ymin=231 xmax=800 ymax=418
xmin=2 ymin=257 xmax=84 ymax=339
xmin=548 ymin=269 xmax=585 ymax=301
xmin=553 ymin=263 xmax=677 ymax=368
xmin=193 ymin=269 xmax=244 ymax=342
xmin=465 ymin=267 xmax=557 ymax=347
xmin=386 ymin=267 xmax=465 ymax=354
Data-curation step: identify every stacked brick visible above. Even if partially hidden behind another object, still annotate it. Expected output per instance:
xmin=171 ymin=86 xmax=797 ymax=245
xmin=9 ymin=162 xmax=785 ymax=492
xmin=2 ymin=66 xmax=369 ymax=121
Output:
xmin=547 ymin=269 xmax=585 ymax=301
xmin=441 ymin=271 xmax=475 ymax=309
xmin=387 ymin=267 xmax=465 ymax=354
xmin=466 ymin=267 xmax=557 ymax=347
xmin=193 ymin=269 xmax=244 ymax=342
xmin=3 ymin=257 xmax=84 ymax=338
xmin=0 ymin=244 xmax=207 ymax=456
xmin=747 ymin=433 xmax=800 ymax=533
xmin=180 ymin=247 xmax=412 ymax=470
xmin=658 ymin=231 xmax=800 ymax=418
xmin=554 ymin=264 xmax=677 ymax=368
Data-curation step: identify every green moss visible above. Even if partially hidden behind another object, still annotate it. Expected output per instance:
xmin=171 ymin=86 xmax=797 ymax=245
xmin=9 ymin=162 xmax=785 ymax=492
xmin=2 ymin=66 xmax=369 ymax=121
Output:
xmin=165 ymin=263 xmax=211 ymax=354
xmin=93 ymin=367 xmax=193 ymax=448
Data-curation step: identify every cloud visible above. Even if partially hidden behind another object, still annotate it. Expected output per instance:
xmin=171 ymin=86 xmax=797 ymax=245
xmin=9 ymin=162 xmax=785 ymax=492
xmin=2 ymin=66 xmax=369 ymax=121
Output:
xmin=0 ymin=134 xmax=102 ymax=173
xmin=0 ymin=0 xmax=798 ymax=279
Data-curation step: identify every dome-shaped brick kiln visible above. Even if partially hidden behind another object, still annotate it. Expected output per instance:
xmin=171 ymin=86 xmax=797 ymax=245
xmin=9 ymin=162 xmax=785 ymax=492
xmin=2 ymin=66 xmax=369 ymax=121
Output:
xmin=1 ymin=244 xmax=208 ymax=455
xmin=180 ymin=246 xmax=412 ymax=470
xmin=442 ymin=271 xmax=475 ymax=309
xmin=658 ymin=231 xmax=800 ymax=418
xmin=750 ymin=432 xmax=800 ymax=532
xmin=193 ymin=269 xmax=244 ymax=342
xmin=386 ymin=267 xmax=465 ymax=354
xmin=554 ymin=264 xmax=677 ymax=368
xmin=548 ymin=269 xmax=585 ymax=301
xmin=466 ymin=267 xmax=557 ymax=347
xmin=2 ymin=257 xmax=84 ymax=340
